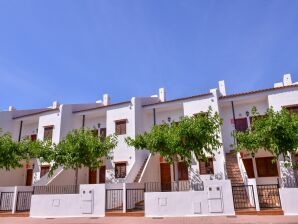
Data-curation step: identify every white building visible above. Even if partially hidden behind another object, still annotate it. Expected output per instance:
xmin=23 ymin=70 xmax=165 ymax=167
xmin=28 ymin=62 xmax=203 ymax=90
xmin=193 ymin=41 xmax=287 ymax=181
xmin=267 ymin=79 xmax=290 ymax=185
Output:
xmin=0 ymin=74 xmax=298 ymax=216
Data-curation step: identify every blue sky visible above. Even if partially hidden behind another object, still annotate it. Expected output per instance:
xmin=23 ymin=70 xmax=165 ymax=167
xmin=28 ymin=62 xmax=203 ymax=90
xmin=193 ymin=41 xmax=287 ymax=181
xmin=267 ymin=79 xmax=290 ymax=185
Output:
xmin=0 ymin=1 xmax=298 ymax=110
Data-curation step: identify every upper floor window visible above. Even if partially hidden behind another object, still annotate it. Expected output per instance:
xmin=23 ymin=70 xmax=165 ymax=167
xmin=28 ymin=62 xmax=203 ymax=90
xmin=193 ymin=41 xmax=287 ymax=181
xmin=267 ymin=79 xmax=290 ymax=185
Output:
xmin=285 ymin=105 xmax=298 ymax=114
xmin=115 ymin=162 xmax=126 ymax=178
xmin=115 ymin=120 xmax=127 ymax=135
xmin=199 ymin=158 xmax=214 ymax=175
xmin=235 ymin=118 xmax=248 ymax=132
xmin=30 ymin=134 xmax=37 ymax=141
xmin=43 ymin=126 xmax=54 ymax=141
xmin=100 ymin=128 xmax=107 ymax=141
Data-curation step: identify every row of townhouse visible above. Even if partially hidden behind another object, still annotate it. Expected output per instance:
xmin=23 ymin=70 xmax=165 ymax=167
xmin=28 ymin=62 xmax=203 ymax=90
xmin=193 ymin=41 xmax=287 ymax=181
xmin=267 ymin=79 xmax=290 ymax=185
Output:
xmin=0 ymin=74 xmax=298 ymax=193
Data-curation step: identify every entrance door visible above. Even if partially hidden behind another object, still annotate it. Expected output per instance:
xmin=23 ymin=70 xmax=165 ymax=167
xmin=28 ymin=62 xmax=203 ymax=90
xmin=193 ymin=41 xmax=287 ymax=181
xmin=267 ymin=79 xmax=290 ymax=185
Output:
xmin=89 ymin=169 xmax=97 ymax=184
xmin=99 ymin=166 xmax=106 ymax=183
xmin=26 ymin=169 xmax=33 ymax=186
xmin=160 ymin=163 xmax=171 ymax=191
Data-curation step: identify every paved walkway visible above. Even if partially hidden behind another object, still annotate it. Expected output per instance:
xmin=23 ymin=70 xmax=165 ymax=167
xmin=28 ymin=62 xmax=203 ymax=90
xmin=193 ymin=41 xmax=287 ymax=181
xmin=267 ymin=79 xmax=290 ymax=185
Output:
xmin=1 ymin=216 xmax=298 ymax=224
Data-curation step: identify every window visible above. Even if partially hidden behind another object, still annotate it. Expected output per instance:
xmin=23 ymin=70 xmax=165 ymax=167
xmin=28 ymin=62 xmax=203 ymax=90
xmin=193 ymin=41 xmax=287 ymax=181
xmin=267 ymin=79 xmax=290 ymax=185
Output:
xmin=235 ymin=118 xmax=248 ymax=132
xmin=91 ymin=129 xmax=98 ymax=137
xmin=100 ymin=128 xmax=107 ymax=141
xmin=30 ymin=134 xmax=37 ymax=141
xmin=43 ymin=126 xmax=54 ymax=141
xmin=285 ymin=105 xmax=298 ymax=114
xmin=178 ymin=162 xmax=189 ymax=180
xmin=40 ymin=165 xmax=50 ymax=178
xmin=115 ymin=162 xmax=126 ymax=178
xmin=242 ymin=158 xmax=255 ymax=178
xmin=256 ymin=157 xmax=278 ymax=177
xmin=199 ymin=158 xmax=214 ymax=175
xmin=115 ymin=120 xmax=127 ymax=135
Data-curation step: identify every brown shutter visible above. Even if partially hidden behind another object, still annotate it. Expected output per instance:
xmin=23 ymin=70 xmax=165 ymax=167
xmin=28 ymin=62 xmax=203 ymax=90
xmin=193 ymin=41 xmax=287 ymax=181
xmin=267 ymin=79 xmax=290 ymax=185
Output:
xmin=43 ymin=126 xmax=54 ymax=140
xmin=242 ymin=158 xmax=255 ymax=178
xmin=40 ymin=165 xmax=50 ymax=178
xmin=178 ymin=162 xmax=189 ymax=180
xmin=199 ymin=158 xmax=214 ymax=175
xmin=235 ymin=118 xmax=248 ymax=132
xmin=256 ymin=157 xmax=278 ymax=177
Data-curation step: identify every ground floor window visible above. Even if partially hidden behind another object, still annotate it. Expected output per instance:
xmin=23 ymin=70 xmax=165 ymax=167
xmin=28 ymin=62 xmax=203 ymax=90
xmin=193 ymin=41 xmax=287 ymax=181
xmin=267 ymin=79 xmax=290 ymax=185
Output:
xmin=40 ymin=165 xmax=51 ymax=178
xmin=199 ymin=158 xmax=214 ymax=175
xmin=178 ymin=162 xmax=189 ymax=180
xmin=256 ymin=157 xmax=278 ymax=177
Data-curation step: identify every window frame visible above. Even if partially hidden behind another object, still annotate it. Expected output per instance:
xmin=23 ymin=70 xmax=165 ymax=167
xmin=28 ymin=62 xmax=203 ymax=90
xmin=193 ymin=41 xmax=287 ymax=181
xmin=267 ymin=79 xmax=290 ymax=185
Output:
xmin=43 ymin=126 xmax=54 ymax=141
xmin=115 ymin=162 xmax=127 ymax=178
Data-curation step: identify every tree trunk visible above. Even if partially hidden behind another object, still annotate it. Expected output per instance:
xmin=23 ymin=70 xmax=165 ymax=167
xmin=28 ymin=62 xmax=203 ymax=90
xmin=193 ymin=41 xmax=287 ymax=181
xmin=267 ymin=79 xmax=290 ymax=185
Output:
xmin=173 ymin=156 xmax=179 ymax=191
xmin=74 ymin=168 xmax=79 ymax=192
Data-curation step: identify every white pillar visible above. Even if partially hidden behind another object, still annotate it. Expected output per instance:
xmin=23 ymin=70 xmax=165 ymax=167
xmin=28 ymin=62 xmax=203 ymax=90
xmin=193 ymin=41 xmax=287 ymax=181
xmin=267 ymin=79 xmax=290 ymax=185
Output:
xmin=11 ymin=186 xmax=18 ymax=214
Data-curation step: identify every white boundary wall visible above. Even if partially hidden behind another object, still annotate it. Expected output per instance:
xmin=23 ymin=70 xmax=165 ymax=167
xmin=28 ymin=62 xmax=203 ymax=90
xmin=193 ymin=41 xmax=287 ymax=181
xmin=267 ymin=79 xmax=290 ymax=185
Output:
xmin=144 ymin=180 xmax=234 ymax=217
xmin=30 ymin=184 xmax=105 ymax=218
xmin=279 ymin=188 xmax=298 ymax=215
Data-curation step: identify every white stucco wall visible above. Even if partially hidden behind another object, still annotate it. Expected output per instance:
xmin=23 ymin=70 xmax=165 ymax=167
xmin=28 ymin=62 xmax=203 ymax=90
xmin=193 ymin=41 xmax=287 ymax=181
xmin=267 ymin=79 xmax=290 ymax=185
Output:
xmin=279 ymin=188 xmax=298 ymax=215
xmin=145 ymin=180 xmax=234 ymax=217
xmin=268 ymin=88 xmax=298 ymax=111
xmin=30 ymin=184 xmax=105 ymax=218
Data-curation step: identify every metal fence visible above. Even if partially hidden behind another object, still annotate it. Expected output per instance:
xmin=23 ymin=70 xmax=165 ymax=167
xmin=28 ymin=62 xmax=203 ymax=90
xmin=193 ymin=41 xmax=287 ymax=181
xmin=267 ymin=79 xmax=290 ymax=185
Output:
xmin=126 ymin=189 xmax=144 ymax=211
xmin=33 ymin=185 xmax=79 ymax=195
xmin=16 ymin=191 xmax=32 ymax=211
xmin=257 ymin=184 xmax=281 ymax=209
xmin=0 ymin=192 xmax=14 ymax=211
xmin=105 ymin=189 xmax=123 ymax=211
xmin=145 ymin=181 xmax=204 ymax=192
xmin=231 ymin=185 xmax=256 ymax=209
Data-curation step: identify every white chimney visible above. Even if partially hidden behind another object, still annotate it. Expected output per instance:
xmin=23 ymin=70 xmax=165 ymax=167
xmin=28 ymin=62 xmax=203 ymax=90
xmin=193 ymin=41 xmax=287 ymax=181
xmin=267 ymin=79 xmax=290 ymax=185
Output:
xmin=218 ymin=80 xmax=226 ymax=96
xmin=283 ymin=74 xmax=292 ymax=86
xmin=52 ymin=101 xmax=60 ymax=109
xmin=274 ymin=82 xmax=283 ymax=88
xmin=159 ymin=88 xmax=166 ymax=102
xmin=103 ymin=94 xmax=110 ymax=106
xmin=8 ymin=106 xmax=16 ymax=111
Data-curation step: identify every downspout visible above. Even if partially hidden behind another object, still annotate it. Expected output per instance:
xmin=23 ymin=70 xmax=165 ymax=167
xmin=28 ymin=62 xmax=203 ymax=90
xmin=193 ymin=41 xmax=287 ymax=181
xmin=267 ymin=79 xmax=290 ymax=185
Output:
xmin=231 ymin=101 xmax=237 ymax=146
xmin=18 ymin=120 xmax=23 ymax=142
xmin=82 ymin=115 xmax=85 ymax=129
xmin=153 ymin=108 xmax=156 ymax=125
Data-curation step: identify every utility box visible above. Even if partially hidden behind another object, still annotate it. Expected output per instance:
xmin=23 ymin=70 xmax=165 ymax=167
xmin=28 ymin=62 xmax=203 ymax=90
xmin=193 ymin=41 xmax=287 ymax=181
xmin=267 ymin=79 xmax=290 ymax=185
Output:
xmin=207 ymin=186 xmax=223 ymax=213
xmin=80 ymin=188 xmax=94 ymax=214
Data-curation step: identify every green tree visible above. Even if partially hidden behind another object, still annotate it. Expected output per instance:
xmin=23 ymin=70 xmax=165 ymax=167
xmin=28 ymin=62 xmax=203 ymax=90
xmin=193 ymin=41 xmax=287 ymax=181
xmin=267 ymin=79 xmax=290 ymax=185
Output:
xmin=48 ymin=128 xmax=117 ymax=185
xmin=126 ymin=108 xmax=223 ymax=186
xmin=0 ymin=131 xmax=23 ymax=170
xmin=233 ymin=107 xmax=298 ymax=167
xmin=0 ymin=130 xmax=50 ymax=170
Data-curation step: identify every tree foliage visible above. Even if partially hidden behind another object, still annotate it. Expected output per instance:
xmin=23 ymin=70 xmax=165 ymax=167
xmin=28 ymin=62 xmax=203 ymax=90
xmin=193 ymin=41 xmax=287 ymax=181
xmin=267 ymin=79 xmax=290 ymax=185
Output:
xmin=233 ymin=107 xmax=298 ymax=165
xmin=0 ymin=130 xmax=51 ymax=170
xmin=48 ymin=128 xmax=117 ymax=175
xmin=126 ymin=108 xmax=223 ymax=165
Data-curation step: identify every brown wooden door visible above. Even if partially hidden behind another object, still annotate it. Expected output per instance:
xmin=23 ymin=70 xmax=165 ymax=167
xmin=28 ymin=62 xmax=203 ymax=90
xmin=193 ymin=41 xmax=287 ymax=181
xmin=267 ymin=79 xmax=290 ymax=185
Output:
xmin=242 ymin=158 xmax=255 ymax=178
xmin=89 ymin=169 xmax=97 ymax=184
xmin=26 ymin=169 xmax=33 ymax=186
xmin=99 ymin=166 xmax=106 ymax=183
xmin=160 ymin=163 xmax=171 ymax=191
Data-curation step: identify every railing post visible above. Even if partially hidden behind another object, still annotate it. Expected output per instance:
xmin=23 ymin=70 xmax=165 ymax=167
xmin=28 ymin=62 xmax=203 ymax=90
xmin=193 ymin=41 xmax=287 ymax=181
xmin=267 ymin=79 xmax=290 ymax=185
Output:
xmin=251 ymin=180 xmax=260 ymax=211
xmin=11 ymin=186 xmax=18 ymax=214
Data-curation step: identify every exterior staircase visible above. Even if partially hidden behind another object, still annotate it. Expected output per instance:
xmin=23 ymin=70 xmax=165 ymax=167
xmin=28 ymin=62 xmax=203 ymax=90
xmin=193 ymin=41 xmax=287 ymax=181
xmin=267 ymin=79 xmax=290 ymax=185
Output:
xmin=225 ymin=151 xmax=244 ymax=185
xmin=134 ymin=156 xmax=149 ymax=183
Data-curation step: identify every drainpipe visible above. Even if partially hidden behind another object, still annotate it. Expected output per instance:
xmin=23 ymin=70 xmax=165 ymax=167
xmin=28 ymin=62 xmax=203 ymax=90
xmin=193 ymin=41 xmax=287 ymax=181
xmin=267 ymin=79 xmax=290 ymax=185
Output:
xmin=82 ymin=115 xmax=85 ymax=129
xmin=153 ymin=108 xmax=156 ymax=125
xmin=18 ymin=120 xmax=23 ymax=142
xmin=231 ymin=101 xmax=237 ymax=146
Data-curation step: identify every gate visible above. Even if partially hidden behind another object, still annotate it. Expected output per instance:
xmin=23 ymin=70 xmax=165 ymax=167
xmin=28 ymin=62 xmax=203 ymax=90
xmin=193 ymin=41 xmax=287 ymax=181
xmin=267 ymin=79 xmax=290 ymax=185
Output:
xmin=16 ymin=191 xmax=33 ymax=211
xmin=0 ymin=192 xmax=14 ymax=211
xmin=105 ymin=189 xmax=123 ymax=211
xmin=126 ymin=189 xmax=144 ymax=211
xmin=232 ymin=185 xmax=256 ymax=209
xmin=257 ymin=184 xmax=281 ymax=209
